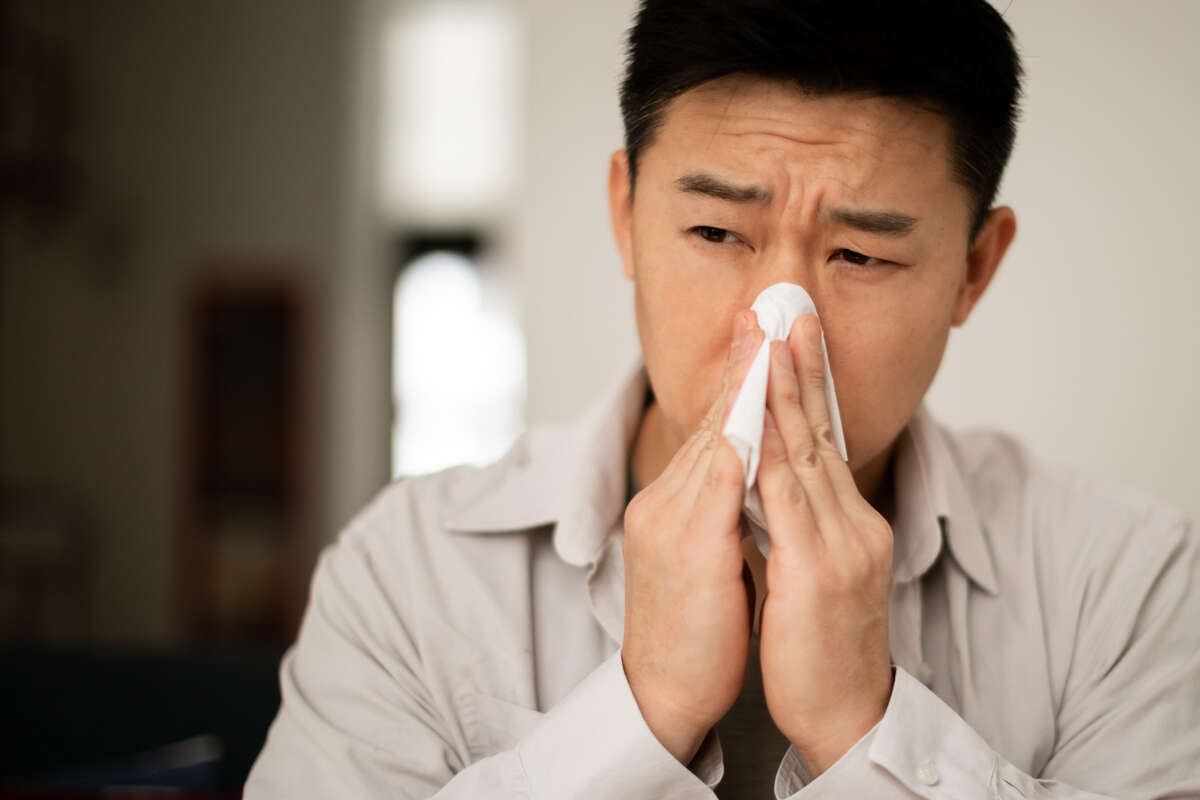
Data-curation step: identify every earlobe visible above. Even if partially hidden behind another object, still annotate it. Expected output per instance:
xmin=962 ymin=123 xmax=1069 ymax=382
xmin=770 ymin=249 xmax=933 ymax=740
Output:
xmin=607 ymin=149 xmax=636 ymax=281
xmin=952 ymin=206 xmax=1017 ymax=327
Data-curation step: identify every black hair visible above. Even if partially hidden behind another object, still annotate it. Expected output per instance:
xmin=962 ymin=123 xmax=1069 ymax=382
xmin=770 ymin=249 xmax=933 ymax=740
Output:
xmin=619 ymin=0 xmax=1023 ymax=238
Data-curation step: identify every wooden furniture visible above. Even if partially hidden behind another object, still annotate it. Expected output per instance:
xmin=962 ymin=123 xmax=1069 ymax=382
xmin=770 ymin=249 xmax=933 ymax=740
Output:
xmin=178 ymin=273 xmax=315 ymax=646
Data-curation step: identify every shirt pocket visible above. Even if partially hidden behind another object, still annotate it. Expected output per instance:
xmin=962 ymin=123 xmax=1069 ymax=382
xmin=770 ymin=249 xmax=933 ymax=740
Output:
xmin=462 ymin=691 xmax=546 ymax=760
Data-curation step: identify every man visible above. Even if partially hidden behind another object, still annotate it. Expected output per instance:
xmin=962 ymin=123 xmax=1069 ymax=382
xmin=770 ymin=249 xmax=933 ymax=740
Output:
xmin=246 ymin=1 xmax=1200 ymax=797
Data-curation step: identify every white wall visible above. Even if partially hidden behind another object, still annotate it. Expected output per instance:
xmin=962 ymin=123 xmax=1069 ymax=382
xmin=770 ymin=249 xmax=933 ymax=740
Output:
xmin=512 ymin=0 xmax=641 ymax=425
xmin=512 ymin=0 xmax=1200 ymax=522
xmin=926 ymin=0 xmax=1200 ymax=522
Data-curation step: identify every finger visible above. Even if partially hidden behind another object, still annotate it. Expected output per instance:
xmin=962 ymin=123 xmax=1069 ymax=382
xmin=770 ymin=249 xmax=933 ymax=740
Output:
xmin=657 ymin=425 xmax=714 ymax=497
xmin=660 ymin=311 xmax=758 ymax=496
xmin=765 ymin=340 xmax=842 ymax=525
xmin=787 ymin=315 xmax=839 ymax=456
xmin=684 ymin=435 xmax=747 ymax=548
xmin=701 ymin=310 xmax=764 ymax=436
xmin=786 ymin=315 xmax=862 ymax=509
xmin=679 ymin=310 xmax=762 ymax=500
xmin=756 ymin=406 xmax=821 ymax=556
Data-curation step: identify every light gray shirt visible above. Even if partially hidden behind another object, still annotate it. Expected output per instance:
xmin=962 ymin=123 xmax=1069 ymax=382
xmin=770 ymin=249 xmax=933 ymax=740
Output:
xmin=245 ymin=359 xmax=1200 ymax=799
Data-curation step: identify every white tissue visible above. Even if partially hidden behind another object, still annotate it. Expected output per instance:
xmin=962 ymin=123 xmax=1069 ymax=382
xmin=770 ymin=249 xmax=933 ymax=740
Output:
xmin=721 ymin=283 xmax=847 ymax=557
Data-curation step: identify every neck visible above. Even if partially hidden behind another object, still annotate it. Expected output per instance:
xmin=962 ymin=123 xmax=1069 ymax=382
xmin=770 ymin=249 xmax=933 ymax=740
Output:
xmin=630 ymin=399 xmax=899 ymax=521
xmin=629 ymin=400 xmax=673 ymax=495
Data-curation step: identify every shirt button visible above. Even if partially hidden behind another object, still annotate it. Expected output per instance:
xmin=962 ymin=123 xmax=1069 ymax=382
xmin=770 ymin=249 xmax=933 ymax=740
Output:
xmin=915 ymin=759 xmax=940 ymax=786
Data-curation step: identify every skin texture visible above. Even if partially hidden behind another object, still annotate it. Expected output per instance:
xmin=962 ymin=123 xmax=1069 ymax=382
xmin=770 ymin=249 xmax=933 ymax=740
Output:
xmin=608 ymin=74 xmax=1016 ymax=775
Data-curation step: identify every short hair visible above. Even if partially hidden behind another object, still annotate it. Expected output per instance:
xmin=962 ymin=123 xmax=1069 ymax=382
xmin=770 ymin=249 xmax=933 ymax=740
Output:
xmin=618 ymin=0 xmax=1023 ymax=238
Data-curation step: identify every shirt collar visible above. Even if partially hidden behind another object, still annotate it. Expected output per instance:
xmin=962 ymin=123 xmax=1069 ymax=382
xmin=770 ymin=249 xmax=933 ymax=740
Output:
xmin=444 ymin=356 xmax=998 ymax=595
xmin=892 ymin=406 xmax=999 ymax=594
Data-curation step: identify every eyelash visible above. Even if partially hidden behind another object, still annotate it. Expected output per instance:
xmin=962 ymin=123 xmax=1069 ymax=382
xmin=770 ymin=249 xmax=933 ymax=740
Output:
xmin=692 ymin=225 xmax=741 ymax=246
xmin=689 ymin=226 xmax=888 ymax=269
xmin=834 ymin=248 xmax=885 ymax=268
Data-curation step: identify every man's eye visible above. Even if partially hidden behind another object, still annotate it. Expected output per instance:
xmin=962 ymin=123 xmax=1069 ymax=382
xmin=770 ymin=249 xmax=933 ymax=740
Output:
xmin=692 ymin=226 xmax=738 ymax=245
xmin=833 ymin=248 xmax=883 ymax=267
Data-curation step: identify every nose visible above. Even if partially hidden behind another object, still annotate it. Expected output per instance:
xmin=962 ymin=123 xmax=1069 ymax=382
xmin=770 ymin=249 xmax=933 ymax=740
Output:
xmin=751 ymin=241 xmax=826 ymax=317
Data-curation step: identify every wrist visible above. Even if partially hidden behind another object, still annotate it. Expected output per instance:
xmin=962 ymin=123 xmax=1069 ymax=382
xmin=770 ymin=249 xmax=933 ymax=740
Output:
xmin=630 ymin=687 xmax=709 ymax=764
xmin=644 ymin=711 xmax=708 ymax=766
xmin=621 ymin=654 xmax=710 ymax=765
xmin=791 ymin=724 xmax=871 ymax=777
xmin=789 ymin=670 xmax=894 ymax=777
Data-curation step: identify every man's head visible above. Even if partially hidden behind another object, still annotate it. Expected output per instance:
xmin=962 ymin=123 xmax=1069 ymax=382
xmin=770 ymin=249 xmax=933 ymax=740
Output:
xmin=609 ymin=0 xmax=1023 ymax=499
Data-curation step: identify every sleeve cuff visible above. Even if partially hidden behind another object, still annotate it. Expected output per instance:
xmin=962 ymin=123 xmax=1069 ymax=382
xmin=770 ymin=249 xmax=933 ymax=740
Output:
xmin=775 ymin=666 xmax=1001 ymax=798
xmin=517 ymin=648 xmax=721 ymax=799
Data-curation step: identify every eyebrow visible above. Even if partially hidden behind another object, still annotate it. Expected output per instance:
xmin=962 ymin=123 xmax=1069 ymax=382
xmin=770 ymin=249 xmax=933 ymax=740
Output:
xmin=825 ymin=207 xmax=919 ymax=237
xmin=674 ymin=172 xmax=773 ymax=204
xmin=674 ymin=170 xmax=920 ymax=237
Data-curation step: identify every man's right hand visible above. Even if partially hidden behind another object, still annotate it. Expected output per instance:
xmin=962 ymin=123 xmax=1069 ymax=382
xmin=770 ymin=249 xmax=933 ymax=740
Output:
xmin=620 ymin=309 xmax=763 ymax=766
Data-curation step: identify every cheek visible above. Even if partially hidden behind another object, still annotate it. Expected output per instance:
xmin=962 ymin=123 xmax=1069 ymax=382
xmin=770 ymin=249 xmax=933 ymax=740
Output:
xmin=825 ymin=286 xmax=955 ymax=467
xmin=636 ymin=282 xmax=728 ymax=438
xmin=633 ymin=240 xmax=745 ymax=439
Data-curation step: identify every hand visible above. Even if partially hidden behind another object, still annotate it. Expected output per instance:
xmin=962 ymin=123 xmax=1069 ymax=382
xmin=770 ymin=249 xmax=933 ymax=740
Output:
xmin=621 ymin=310 xmax=763 ymax=765
xmin=757 ymin=314 xmax=896 ymax=776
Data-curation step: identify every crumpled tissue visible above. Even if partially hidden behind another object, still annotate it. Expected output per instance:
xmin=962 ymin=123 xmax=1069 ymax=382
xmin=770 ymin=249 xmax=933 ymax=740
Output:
xmin=721 ymin=283 xmax=847 ymax=557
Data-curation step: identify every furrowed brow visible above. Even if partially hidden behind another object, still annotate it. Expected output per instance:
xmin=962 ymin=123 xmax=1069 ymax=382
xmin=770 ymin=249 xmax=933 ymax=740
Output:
xmin=825 ymin=207 xmax=919 ymax=237
xmin=674 ymin=172 xmax=773 ymax=205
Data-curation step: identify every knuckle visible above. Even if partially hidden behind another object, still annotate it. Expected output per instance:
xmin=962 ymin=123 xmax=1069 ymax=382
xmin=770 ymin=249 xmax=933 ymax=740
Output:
xmin=786 ymin=440 xmax=820 ymax=471
xmin=707 ymin=449 xmax=743 ymax=489
xmin=843 ymin=528 xmax=894 ymax=579
xmin=866 ymin=522 xmax=895 ymax=561
xmin=688 ymin=427 xmax=716 ymax=457
xmin=813 ymin=423 xmax=837 ymax=449
xmin=623 ymin=493 xmax=649 ymax=532
xmin=780 ymin=381 xmax=803 ymax=409
xmin=837 ymin=543 xmax=874 ymax=584
xmin=624 ymin=490 xmax=666 ymax=534
xmin=783 ymin=479 xmax=806 ymax=507
xmin=858 ymin=509 xmax=893 ymax=545
xmin=758 ymin=465 xmax=796 ymax=503
xmin=761 ymin=471 xmax=805 ymax=508
xmin=804 ymin=363 xmax=825 ymax=390
xmin=761 ymin=434 xmax=789 ymax=466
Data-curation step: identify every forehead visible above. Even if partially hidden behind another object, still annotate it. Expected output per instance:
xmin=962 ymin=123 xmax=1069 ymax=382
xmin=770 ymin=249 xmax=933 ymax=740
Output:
xmin=644 ymin=74 xmax=961 ymax=210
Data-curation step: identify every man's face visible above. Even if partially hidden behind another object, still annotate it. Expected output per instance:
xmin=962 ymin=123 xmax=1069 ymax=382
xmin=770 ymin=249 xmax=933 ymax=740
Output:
xmin=610 ymin=74 xmax=1012 ymax=489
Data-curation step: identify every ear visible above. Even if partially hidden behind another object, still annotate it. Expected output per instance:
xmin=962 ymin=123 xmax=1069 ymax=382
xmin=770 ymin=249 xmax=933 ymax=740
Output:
xmin=607 ymin=149 xmax=636 ymax=281
xmin=952 ymin=206 xmax=1017 ymax=327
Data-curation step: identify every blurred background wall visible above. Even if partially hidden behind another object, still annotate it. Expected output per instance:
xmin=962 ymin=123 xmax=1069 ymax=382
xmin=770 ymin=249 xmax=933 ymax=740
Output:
xmin=1 ymin=0 xmax=367 ymax=646
xmin=931 ymin=0 xmax=1200 ymax=525
xmin=0 ymin=0 xmax=1197 ymax=788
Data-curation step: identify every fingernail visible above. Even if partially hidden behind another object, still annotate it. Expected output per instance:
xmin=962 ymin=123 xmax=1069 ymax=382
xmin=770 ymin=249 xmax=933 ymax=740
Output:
xmin=804 ymin=315 xmax=822 ymax=353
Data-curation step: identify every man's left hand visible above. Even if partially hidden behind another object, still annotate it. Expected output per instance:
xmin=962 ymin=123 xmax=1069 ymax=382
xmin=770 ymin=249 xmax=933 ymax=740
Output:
xmin=757 ymin=313 xmax=896 ymax=777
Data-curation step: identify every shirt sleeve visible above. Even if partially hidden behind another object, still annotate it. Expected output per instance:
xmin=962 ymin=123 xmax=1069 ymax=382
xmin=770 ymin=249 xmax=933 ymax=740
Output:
xmin=773 ymin=516 xmax=1200 ymax=800
xmin=243 ymin=530 xmax=722 ymax=800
